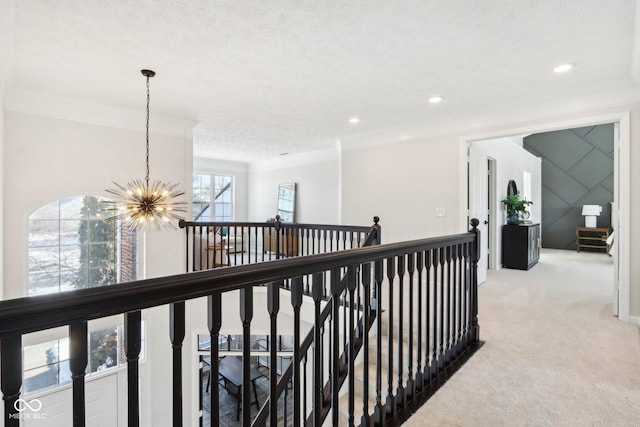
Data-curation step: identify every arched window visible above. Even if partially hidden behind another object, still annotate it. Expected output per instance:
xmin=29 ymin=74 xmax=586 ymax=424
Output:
xmin=28 ymin=195 xmax=138 ymax=296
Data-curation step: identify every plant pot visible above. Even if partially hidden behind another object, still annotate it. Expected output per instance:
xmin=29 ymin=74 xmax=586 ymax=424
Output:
xmin=507 ymin=212 xmax=520 ymax=225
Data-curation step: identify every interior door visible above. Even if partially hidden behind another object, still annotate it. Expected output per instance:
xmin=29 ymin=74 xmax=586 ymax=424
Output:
xmin=468 ymin=144 xmax=488 ymax=284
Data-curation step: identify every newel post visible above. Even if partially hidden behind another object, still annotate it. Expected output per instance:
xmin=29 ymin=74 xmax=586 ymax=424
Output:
xmin=274 ymin=215 xmax=282 ymax=260
xmin=372 ymin=216 xmax=381 ymax=245
xmin=470 ymin=218 xmax=480 ymax=344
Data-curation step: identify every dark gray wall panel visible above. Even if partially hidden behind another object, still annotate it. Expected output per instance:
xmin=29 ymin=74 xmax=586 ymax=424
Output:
xmin=542 ymin=160 xmax=589 ymax=205
xmin=527 ymin=130 xmax=594 ymax=170
xmin=524 ymin=124 xmax=613 ymax=250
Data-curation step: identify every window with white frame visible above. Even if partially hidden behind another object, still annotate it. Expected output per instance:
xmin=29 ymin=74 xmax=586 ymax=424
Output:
xmin=192 ymin=174 xmax=233 ymax=222
xmin=28 ymin=195 xmax=138 ymax=296
xmin=23 ymin=323 xmax=145 ymax=394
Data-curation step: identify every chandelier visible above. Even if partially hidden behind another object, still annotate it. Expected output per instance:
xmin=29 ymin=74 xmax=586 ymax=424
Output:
xmin=106 ymin=69 xmax=186 ymax=231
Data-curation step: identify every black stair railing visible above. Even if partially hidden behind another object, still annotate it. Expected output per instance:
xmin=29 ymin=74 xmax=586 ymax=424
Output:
xmin=0 ymin=219 xmax=480 ymax=427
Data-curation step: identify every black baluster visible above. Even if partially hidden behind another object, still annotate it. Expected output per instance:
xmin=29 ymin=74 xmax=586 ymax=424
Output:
xmin=240 ymin=287 xmax=253 ymax=426
xmin=424 ymin=250 xmax=432 ymax=387
xmin=439 ymin=247 xmax=446 ymax=374
xmin=303 ymin=353 xmax=308 ymax=424
xmin=1 ymin=335 xmax=22 ymax=427
xmin=463 ymin=242 xmax=470 ymax=345
xmin=125 ymin=310 xmax=142 ymax=427
xmin=407 ymin=252 xmax=415 ymax=400
xmin=268 ymin=282 xmax=280 ymax=426
xmin=170 ymin=302 xmax=185 ymax=426
xmin=331 ymin=266 xmax=342 ymax=426
xmin=457 ymin=243 xmax=464 ymax=354
xmin=373 ymin=258 xmax=385 ymax=426
xmin=386 ymin=256 xmax=396 ymax=418
xmin=361 ymin=262 xmax=372 ymax=426
xmin=291 ymin=277 xmax=304 ymax=426
xmin=208 ymin=292 xmax=222 ymax=423
xmin=396 ymin=254 xmax=406 ymax=409
xmin=346 ymin=265 xmax=357 ymax=426
xmin=431 ymin=249 xmax=439 ymax=380
xmin=445 ymin=245 xmax=452 ymax=364
xmin=69 ymin=321 xmax=88 ymax=427
xmin=416 ymin=251 xmax=424 ymax=392
xmin=312 ymin=272 xmax=324 ymax=427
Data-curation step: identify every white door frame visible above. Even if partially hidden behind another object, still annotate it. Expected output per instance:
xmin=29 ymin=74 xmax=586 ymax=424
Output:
xmin=459 ymin=111 xmax=631 ymax=322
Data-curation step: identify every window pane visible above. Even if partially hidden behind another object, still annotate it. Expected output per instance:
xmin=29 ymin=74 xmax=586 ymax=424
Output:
xmin=29 ymin=272 xmax=59 ymax=296
xmin=60 ymin=220 xmax=81 ymax=245
xmin=59 ymin=244 xmax=81 ymax=270
xmin=28 ymin=195 xmax=138 ymax=296
xmin=28 ymin=247 xmax=60 ymax=272
xmin=30 ymin=200 xmax=60 ymax=221
xmin=29 ymin=220 xmax=60 ymax=247
xmin=89 ymin=327 xmax=118 ymax=372
xmin=59 ymin=197 xmax=84 ymax=220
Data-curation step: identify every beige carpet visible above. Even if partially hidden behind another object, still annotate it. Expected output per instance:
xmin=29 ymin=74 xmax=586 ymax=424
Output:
xmin=405 ymin=249 xmax=640 ymax=427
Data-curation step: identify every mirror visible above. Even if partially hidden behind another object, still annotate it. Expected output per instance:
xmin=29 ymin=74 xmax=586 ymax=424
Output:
xmin=277 ymin=183 xmax=296 ymax=222
xmin=507 ymin=180 xmax=518 ymax=197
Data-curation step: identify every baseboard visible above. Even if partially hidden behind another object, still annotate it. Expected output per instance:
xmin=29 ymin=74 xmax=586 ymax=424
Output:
xmin=627 ymin=315 xmax=640 ymax=326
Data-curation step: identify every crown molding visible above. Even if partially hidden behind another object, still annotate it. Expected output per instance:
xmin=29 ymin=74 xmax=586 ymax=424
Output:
xmin=5 ymin=87 xmax=196 ymax=138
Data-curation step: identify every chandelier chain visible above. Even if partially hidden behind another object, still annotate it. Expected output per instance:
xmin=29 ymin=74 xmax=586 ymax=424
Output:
xmin=145 ymin=74 xmax=150 ymax=184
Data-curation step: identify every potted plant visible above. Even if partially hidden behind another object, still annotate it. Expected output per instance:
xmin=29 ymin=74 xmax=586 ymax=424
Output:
xmin=501 ymin=193 xmax=532 ymax=224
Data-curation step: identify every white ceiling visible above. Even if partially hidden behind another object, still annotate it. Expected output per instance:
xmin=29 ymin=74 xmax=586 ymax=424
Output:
xmin=2 ymin=0 xmax=639 ymax=162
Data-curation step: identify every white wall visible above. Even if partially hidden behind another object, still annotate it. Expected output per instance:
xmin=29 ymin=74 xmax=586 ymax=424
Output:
xmin=472 ymin=138 xmax=542 ymax=268
xmin=193 ymin=157 xmax=249 ymax=221
xmin=248 ymin=149 xmax=340 ymax=224
xmin=0 ymin=91 xmax=4 ymax=300
xmin=342 ymin=136 xmax=462 ymax=243
xmin=3 ymin=111 xmax=193 ymax=426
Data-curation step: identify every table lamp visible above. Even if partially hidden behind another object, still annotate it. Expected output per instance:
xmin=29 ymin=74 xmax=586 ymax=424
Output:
xmin=581 ymin=205 xmax=602 ymax=228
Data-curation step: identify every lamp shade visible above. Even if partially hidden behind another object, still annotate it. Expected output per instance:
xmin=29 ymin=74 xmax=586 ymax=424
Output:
xmin=581 ymin=205 xmax=602 ymax=216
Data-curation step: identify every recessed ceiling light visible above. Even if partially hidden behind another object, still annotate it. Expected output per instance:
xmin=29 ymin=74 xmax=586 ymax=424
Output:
xmin=428 ymin=96 xmax=443 ymax=104
xmin=553 ymin=63 xmax=574 ymax=73
xmin=349 ymin=117 xmax=360 ymax=124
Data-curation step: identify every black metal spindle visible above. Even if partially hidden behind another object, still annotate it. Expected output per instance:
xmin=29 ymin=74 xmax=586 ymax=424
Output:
xmin=69 ymin=321 xmax=88 ymax=427
xmin=170 ymin=302 xmax=185 ymax=427
xmin=125 ymin=310 xmax=142 ymax=427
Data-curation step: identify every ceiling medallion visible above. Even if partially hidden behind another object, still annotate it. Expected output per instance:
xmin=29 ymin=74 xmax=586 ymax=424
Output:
xmin=106 ymin=69 xmax=186 ymax=231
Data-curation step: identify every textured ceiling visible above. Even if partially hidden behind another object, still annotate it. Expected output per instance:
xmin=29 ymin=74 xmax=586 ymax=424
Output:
xmin=3 ymin=0 xmax=639 ymax=162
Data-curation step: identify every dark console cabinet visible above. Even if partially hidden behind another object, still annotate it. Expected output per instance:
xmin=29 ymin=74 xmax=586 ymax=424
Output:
xmin=502 ymin=224 xmax=540 ymax=270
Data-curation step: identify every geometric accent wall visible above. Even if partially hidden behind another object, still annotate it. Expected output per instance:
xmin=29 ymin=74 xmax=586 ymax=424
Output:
xmin=523 ymin=124 xmax=613 ymax=250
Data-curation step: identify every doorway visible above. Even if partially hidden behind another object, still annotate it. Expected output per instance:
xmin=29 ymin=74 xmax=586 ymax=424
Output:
xmin=463 ymin=111 xmax=630 ymax=322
